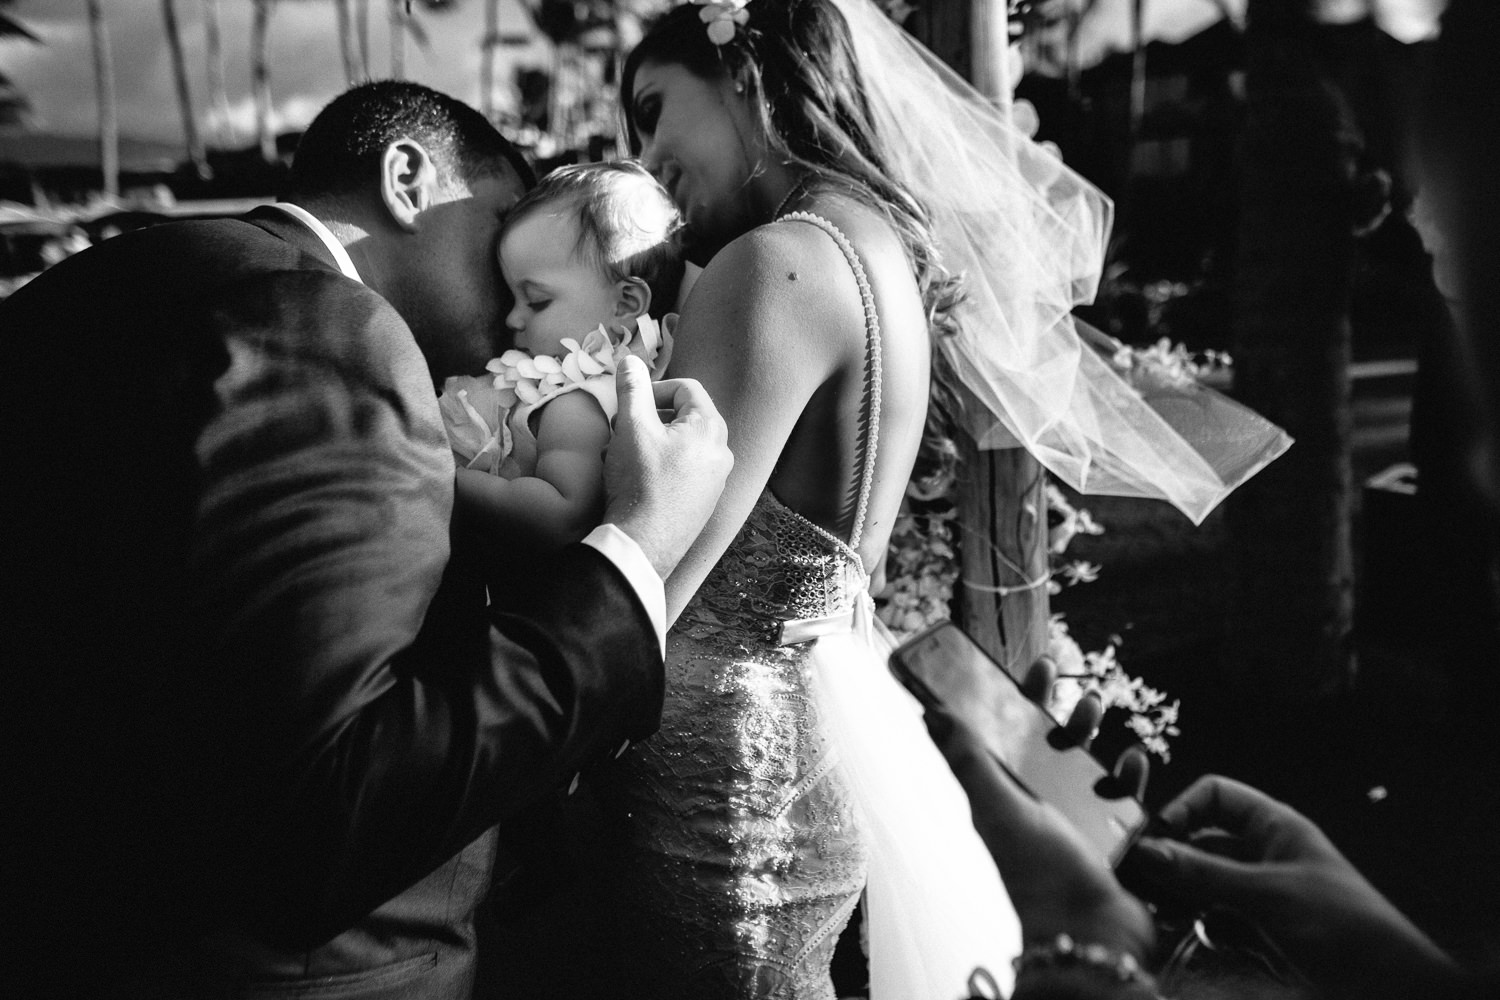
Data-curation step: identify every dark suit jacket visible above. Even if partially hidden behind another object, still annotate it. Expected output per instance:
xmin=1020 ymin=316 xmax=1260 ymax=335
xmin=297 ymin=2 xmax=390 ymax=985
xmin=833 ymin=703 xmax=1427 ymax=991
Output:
xmin=0 ymin=207 xmax=663 ymax=998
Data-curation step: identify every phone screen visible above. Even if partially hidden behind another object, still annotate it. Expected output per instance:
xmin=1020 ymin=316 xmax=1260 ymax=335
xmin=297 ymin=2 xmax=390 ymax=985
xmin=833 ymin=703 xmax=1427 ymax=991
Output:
xmin=890 ymin=622 xmax=1148 ymax=868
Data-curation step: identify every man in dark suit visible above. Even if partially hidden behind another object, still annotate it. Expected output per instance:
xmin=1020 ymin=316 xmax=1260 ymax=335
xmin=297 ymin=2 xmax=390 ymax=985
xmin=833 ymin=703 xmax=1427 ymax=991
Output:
xmin=0 ymin=82 xmax=730 ymax=998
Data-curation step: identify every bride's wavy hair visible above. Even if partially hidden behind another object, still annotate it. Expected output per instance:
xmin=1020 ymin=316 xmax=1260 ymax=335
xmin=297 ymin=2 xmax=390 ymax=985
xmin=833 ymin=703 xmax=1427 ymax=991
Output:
xmin=621 ymin=0 xmax=964 ymax=484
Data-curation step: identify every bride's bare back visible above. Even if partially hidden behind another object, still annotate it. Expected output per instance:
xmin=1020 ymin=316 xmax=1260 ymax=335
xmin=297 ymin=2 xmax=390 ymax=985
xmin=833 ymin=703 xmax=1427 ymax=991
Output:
xmin=664 ymin=191 xmax=931 ymax=622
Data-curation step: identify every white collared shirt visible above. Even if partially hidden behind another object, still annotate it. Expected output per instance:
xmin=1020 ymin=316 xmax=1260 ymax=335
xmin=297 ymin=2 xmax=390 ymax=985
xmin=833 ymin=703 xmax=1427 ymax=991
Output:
xmin=263 ymin=201 xmax=667 ymax=655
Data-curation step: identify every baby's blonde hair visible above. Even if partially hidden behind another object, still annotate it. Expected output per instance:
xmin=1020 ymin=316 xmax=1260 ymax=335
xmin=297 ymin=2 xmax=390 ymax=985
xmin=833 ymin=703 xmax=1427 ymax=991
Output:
xmin=501 ymin=160 xmax=684 ymax=317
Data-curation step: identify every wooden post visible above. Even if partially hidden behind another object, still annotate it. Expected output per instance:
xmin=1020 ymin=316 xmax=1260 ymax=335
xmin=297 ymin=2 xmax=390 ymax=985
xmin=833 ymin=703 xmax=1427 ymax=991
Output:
xmin=954 ymin=432 xmax=1051 ymax=678
xmin=912 ymin=0 xmax=1051 ymax=676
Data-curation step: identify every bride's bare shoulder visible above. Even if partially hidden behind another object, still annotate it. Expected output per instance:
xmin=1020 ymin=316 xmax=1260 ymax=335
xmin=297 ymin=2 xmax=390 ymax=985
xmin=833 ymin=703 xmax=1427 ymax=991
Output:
xmin=688 ymin=218 xmax=859 ymax=320
xmin=707 ymin=215 xmax=851 ymax=279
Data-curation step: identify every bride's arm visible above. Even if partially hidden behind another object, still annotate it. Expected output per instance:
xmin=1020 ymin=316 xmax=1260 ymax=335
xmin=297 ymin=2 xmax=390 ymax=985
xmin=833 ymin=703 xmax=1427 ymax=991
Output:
xmin=662 ymin=223 xmax=862 ymax=623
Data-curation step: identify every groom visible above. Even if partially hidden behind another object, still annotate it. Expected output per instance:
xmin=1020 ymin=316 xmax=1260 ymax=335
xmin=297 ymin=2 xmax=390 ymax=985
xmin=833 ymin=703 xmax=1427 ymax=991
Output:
xmin=0 ymin=82 xmax=730 ymax=998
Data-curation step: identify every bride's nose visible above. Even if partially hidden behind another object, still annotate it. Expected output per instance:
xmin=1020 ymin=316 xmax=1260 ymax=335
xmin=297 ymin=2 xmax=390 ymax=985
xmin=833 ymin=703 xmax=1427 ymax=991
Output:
xmin=639 ymin=139 xmax=668 ymax=179
xmin=645 ymin=159 xmax=681 ymax=207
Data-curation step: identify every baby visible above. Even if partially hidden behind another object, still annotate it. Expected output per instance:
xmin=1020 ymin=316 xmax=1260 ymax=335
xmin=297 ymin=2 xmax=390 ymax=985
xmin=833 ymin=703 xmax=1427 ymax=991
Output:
xmin=438 ymin=160 xmax=683 ymax=552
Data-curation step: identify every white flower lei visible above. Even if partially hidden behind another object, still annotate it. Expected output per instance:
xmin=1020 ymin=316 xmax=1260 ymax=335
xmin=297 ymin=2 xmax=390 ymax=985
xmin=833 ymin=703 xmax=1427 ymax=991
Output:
xmin=438 ymin=315 xmax=673 ymax=475
xmin=487 ymin=314 xmax=673 ymax=409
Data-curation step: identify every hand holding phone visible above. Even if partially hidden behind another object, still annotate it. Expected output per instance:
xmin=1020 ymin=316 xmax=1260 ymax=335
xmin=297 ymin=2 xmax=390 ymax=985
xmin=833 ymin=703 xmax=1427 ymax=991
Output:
xmin=890 ymin=622 xmax=1149 ymax=868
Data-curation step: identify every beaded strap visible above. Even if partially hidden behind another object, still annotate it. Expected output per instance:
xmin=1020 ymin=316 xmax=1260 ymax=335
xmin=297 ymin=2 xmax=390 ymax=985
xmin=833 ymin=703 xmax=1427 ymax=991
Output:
xmin=777 ymin=210 xmax=883 ymax=552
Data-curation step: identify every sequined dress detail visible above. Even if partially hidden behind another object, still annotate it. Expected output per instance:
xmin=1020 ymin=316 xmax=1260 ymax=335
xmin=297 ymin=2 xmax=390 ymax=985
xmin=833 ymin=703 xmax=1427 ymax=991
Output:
xmin=600 ymin=212 xmax=881 ymax=999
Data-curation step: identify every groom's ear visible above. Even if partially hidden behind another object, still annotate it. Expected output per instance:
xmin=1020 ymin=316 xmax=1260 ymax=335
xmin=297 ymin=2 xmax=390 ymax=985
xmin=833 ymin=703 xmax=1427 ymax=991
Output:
xmin=613 ymin=277 xmax=651 ymax=323
xmin=379 ymin=139 xmax=439 ymax=233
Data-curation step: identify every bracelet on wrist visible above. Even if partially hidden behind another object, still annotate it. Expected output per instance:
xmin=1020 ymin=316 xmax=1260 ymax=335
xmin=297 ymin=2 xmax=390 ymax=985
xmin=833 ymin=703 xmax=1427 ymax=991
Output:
xmin=1014 ymin=933 xmax=1162 ymax=994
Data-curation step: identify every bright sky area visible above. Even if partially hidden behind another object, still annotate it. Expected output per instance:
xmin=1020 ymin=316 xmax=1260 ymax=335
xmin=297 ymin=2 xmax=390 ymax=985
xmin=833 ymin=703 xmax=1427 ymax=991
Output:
xmin=0 ymin=0 xmax=1448 ymax=146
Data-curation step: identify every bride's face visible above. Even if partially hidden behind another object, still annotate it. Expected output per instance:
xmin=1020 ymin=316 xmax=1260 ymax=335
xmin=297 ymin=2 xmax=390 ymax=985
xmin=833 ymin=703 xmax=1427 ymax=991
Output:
xmin=630 ymin=60 xmax=766 ymax=260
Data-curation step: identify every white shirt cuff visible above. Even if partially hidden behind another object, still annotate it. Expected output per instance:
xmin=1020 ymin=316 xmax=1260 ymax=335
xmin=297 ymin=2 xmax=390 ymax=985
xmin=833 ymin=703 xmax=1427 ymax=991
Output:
xmin=582 ymin=523 xmax=667 ymax=658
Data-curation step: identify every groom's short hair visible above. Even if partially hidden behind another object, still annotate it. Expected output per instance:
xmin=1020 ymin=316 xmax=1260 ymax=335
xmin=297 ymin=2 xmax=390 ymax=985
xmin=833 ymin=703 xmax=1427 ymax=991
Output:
xmin=286 ymin=81 xmax=534 ymax=203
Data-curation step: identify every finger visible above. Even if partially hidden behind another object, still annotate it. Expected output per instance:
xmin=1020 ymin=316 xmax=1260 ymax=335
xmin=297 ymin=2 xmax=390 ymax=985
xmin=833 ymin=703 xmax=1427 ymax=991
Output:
xmin=649 ymin=375 xmax=696 ymax=410
xmin=1157 ymin=774 xmax=1287 ymax=838
xmin=1112 ymin=745 xmax=1150 ymax=802
xmin=1058 ymin=690 xmax=1102 ymax=750
xmin=614 ymin=355 xmax=654 ymax=422
xmin=1019 ymin=654 xmax=1057 ymax=703
xmin=650 ymin=376 xmax=723 ymax=433
xmin=1125 ymin=835 xmax=1265 ymax=911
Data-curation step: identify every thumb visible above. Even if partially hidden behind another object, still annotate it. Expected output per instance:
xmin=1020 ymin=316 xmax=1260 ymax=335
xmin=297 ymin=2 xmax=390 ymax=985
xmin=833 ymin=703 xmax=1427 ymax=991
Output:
xmin=614 ymin=354 xmax=651 ymax=420
xmin=1130 ymin=836 xmax=1264 ymax=909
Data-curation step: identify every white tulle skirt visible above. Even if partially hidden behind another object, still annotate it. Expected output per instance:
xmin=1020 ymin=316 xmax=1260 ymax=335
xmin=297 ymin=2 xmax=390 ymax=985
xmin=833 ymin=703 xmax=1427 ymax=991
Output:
xmin=810 ymin=598 xmax=1021 ymax=1000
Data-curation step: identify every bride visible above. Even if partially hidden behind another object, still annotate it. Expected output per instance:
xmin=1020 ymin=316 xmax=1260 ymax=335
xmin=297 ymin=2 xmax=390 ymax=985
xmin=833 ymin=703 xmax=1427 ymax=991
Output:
xmin=586 ymin=0 xmax=1290 ymax=997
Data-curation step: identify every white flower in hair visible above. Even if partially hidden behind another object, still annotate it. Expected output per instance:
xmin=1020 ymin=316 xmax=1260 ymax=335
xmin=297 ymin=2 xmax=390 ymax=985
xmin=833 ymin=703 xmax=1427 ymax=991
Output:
xmin=693 ymin=0 xmax=751 ymax=46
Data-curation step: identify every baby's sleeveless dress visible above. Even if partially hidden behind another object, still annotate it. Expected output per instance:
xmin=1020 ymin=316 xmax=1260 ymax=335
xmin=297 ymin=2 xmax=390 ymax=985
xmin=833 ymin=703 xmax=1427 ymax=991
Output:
xmin=598 ymin=213 xmax=1021 ymax=1000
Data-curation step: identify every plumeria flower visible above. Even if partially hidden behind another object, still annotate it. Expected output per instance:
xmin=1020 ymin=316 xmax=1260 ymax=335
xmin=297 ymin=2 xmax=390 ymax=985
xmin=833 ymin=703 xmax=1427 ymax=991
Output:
xmin=694 ymin=0 xmax=751 ymax=45
xmin=559 ymin=328 xmax=614 ymax=382
xmin=480 ymin=314 xmax=678 ymax=418
xmin=629 ymin=314 xmax=675 ymax=377
xmin=486 ymin=348 xmax=537 ymax=408
xmin=1046 ymin=677 xmax=1086 ymax=722
xmin=1059 ymin=560 xmax=1101 ymax=586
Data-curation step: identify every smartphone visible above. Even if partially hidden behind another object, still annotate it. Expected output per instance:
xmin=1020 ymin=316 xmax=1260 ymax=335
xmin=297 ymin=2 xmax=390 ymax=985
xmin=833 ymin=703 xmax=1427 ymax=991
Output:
xmin=889 ymin=621 xmax=1149 ymax=868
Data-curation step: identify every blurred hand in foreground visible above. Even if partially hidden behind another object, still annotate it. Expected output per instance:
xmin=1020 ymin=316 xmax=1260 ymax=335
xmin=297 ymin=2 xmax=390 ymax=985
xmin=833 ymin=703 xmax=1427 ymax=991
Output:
xmin=1127 ymin=774 xmax=1467 ymax=1000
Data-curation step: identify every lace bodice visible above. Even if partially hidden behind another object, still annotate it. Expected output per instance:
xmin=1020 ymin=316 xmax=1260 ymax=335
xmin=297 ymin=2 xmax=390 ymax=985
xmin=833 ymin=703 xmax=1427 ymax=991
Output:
xmin=675 ymin=490 xmax=869 ymax=649
xmin=674 ymin=210 xmax=883 ymax=652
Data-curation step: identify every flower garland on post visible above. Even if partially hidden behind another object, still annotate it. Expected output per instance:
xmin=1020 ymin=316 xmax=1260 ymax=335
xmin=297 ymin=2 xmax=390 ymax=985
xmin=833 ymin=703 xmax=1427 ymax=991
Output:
xmin=1041 ymin=484 xmax=1181 ymax=762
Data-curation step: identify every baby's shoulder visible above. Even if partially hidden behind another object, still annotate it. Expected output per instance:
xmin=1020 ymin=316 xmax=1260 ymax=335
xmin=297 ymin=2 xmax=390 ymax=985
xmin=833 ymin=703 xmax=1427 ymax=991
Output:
xmin=530 ymin=383 xmax=611 ymax=449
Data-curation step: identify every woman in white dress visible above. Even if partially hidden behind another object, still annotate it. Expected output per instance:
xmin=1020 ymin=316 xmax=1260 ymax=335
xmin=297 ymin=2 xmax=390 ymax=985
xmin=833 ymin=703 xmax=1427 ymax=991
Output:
xmin=591 ymin=1 xmax=1290 ymax=997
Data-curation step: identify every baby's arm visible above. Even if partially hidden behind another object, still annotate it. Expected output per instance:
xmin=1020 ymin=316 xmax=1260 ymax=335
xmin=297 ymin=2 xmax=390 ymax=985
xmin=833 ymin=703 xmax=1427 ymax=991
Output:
xmin=454 ymin=390 xmax=611 ymax=550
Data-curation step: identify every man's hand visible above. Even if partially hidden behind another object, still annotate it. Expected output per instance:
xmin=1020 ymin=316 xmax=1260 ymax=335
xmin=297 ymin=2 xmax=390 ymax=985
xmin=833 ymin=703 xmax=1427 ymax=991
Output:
xmin=604 ymin=355 xmax=732 ymax=580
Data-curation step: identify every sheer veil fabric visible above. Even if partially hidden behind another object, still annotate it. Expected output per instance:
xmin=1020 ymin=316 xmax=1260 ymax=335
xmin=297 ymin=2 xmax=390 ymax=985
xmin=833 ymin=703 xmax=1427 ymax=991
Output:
xmin=830 ymin=0 xmax=1290 ymax=525
xmin=807 ymin=0 xmax=1294 ymax=995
